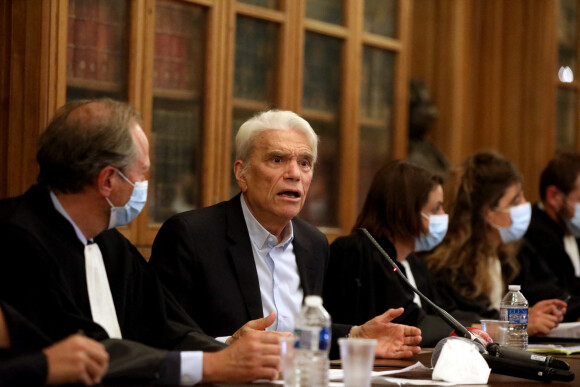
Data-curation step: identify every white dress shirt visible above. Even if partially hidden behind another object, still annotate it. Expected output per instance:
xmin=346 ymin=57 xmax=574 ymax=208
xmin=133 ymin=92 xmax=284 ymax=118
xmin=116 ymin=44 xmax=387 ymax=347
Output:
xmin=241 ymin=194 xmax=304 ymax=333
xmin=49 ymin=191 xmax=202 ymax=385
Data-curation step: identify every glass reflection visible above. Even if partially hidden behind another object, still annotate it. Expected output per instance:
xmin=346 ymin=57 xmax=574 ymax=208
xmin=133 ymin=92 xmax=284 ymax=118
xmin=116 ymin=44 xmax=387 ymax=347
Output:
xmin=150 ymin=1 xmax=206 ymax=223
xmin=364 ymin=0 xmax=397 ymax=37
xmin=558 ymin=0 xmax=578 ymax=74
xmin=306 ymin=0 xmax=344 ymax=25
xmin=358 ymin=46 xmax=395 ymax=212
xmin=556 ymin=88 xmax=577 ymax=152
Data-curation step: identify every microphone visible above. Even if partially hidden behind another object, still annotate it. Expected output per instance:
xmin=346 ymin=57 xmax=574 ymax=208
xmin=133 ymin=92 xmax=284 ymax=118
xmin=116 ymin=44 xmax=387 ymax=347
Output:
xmin=359 ymin=228 xmax=575 ymax=382
xmin=359 ymin=228 xmax=484 ymax=347
xmin=487 ymin=342 xmax=570 ymax=370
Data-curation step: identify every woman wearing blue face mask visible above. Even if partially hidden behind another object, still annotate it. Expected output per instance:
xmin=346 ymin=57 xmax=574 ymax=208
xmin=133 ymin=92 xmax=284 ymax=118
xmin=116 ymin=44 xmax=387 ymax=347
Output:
xmin=323 ymin=160 xmax=479 ymax=346
xmin=425 ymin=151 xmax=567 ymax=336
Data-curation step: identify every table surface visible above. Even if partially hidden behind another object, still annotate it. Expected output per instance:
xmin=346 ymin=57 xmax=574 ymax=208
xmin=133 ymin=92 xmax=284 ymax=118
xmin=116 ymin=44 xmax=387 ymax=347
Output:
xmin=99 ymin=348 xmax=580 ymax=386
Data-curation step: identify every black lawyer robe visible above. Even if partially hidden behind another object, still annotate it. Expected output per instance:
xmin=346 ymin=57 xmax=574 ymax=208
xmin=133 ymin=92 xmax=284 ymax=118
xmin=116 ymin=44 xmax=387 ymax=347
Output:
xmin=0 ymin=185 xmax=225 ymax=382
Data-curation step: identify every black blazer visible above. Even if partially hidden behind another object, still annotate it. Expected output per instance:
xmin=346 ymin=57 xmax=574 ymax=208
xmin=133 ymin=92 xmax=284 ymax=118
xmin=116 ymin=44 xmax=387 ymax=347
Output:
xmin=150 ymin=194 xmax=351 ymax=357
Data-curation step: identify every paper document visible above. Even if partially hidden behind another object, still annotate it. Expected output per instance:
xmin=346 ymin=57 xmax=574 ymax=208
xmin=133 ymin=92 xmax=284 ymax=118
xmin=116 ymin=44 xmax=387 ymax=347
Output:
xmin=546 ymin=322 xmax=580 ymax=338
xmin=528 ymin=343 xmax=580 ymax=355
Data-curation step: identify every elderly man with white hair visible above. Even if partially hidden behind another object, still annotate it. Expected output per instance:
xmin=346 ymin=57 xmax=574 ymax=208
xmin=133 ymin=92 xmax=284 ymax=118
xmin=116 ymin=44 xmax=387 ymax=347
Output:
xmin=150 ymin=110 xmax=422 ymax=359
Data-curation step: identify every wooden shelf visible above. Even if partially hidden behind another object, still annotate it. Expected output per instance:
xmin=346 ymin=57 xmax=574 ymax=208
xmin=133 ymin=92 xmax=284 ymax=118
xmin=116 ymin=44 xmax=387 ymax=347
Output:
xmin=67 ymin=77 xmax=122 ymax=93
xmin=232 ymin=97 xmax=270 ymax=111
xmin=301 ymin=108 xmax=336 ymax=123
xmin=153 ymin=88 xmax=201 ymax=100
xmin=360 ymin=116 xmax=389 ymax=128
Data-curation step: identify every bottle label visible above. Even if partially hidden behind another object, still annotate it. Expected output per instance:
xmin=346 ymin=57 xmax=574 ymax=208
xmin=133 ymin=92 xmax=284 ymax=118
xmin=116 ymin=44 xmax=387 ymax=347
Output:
xmin=505 ymin=308 xmax=528 ymax=324
xmin=294 ymin=326 xmax=330 ymax=351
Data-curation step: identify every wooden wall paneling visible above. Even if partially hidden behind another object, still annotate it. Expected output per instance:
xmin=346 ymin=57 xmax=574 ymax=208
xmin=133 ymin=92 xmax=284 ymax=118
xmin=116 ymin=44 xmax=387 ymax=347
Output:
xmin=138 ymin=0 xmax=157 ymax=246
xmin=518 ymin=0 xmax=557 ymax=203
xmin=0 ymin=1 xmax=11 ymax=199
xmin=7 ymin=0 xmax=62 ymax=198
xmin=215 ymin=0 xmax=236 ymax=202
xmin=336 ymin=0 xmax=363 ymax=235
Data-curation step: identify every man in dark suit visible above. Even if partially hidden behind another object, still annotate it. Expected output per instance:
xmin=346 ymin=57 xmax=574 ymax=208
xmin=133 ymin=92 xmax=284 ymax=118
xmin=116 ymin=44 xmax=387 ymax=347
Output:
xmin=150 ymin=110 xmax=422 ymax=359
xmin=0 ymin=99 xmax=281 ymax=385
xmin=516 ymin=152 xmax=580 ymax=321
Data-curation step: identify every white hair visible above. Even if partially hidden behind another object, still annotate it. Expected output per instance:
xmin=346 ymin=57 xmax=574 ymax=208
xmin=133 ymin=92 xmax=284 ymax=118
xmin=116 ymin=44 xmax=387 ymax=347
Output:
xmin=235 ymin=110 xmax=319 ymax=164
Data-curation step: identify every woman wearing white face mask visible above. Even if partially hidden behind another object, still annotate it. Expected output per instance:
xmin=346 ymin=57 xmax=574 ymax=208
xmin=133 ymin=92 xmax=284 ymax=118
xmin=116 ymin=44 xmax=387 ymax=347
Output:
xmin=425 ymin=151 xmax=567 ymax=336
xmin=323 ymin=160 xmax=480 ymax=346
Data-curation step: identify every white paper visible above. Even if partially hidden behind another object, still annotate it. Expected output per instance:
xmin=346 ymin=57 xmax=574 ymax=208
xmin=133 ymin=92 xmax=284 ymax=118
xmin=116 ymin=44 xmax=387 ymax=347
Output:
xmin=546 ymin=322 xmax=580 ymax=338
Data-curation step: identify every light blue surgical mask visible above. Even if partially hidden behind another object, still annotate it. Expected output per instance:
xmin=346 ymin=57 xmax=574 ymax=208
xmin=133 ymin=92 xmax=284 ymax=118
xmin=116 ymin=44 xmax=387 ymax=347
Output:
xmin=493 ymin=202 xmax=531 ymax=243
xmin=106 ymin=169 xmax=148 ymax=229
xmin=414 ymin=213 xmax=449 ymax=252
xmin=565 ymin=202 xmax=580 ymax=237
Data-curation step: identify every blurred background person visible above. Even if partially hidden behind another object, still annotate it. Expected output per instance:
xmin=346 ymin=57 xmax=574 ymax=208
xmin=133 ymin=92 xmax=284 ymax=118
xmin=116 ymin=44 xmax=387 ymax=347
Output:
xmin=515 ymin=152 xmax=580 ymax=321
xmin=425 ymin=151 xmax=566 ymax=336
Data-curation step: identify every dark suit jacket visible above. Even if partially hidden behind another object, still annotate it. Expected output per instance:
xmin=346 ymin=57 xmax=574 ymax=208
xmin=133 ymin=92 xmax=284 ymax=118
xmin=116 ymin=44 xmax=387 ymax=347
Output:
xmin=324 ymin=231 xmax=481 ymax=346
xmin=515 ymin=204 xmax=580 ymax=321
xmin=0 ymin=185 xmax=225 ymax=384
xmin=150 ymin=194 xmax=351 ymax=358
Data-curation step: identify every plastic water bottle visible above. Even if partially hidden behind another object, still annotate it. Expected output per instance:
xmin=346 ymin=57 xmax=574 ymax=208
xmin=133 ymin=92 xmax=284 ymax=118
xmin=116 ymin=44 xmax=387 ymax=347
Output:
xmin=293 ymin=295 xmax=331 ymax=386
xmin=499 ymin=284 xmax=528 ymax=350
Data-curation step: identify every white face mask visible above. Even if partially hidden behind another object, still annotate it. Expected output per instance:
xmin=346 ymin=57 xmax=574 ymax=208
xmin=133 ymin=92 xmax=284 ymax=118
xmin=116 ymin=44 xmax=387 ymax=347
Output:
xmin=493 ymin=202 xmax=531 ymax=243
xmin=414 ymin=213 xmax=449 ymax=252
xmin=105 ymin=169 xmax=148 ymax=229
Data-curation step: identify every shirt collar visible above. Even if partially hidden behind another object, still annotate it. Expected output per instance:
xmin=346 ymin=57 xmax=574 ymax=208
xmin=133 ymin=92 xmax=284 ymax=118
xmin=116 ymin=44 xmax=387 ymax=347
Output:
xmin=240 ymin=194 xmax=294 ymax=251
xmin=49 ymin=190 xmax=90 ymax=246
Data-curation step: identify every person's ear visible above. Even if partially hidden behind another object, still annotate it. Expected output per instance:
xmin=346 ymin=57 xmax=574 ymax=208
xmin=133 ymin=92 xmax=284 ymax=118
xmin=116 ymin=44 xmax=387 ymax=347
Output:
xmin=545 ymin=185 xmax=563 ymax=210
xmin=97 ymin=166 xmax=117 ymax=197
xmin=234 ymin=160 xmax=248 ymax=192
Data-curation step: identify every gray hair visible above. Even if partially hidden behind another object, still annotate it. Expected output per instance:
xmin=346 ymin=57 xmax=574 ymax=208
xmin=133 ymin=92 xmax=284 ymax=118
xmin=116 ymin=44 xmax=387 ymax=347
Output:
xmin=235 ymin=110 xmax=318 ymax=165
xmin=37 ymin=98 xmax=142 ymax=193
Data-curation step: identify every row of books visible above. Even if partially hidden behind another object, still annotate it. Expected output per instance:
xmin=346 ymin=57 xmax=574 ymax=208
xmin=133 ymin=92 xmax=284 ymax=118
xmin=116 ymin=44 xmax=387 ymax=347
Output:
xmin=67 ymin=0 xmax=128 ymax=83
xmin=154 ymin=3 xmax=205 ymax=91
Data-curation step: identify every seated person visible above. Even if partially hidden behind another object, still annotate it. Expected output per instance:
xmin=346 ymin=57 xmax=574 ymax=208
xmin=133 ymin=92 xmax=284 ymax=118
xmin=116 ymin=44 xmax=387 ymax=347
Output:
xmin=0 ymin=299 xmax=109 ymax=386
xmin=515 ymin=152 xmax=580 ymax=321
xmin=324 ymin=160 xmax=480 ymax=346
xmin=150 ymin=110 xmax=422 ymax=360
xmin=424 ymin=151 xmax=566 ymax=336
xmin=0 ymin=98 xmax=280 ymax=385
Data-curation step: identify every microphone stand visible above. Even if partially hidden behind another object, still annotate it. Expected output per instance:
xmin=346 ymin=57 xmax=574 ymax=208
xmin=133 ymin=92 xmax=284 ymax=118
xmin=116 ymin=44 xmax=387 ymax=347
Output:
xmin=359 ymin=228 xmax=574 ymax=383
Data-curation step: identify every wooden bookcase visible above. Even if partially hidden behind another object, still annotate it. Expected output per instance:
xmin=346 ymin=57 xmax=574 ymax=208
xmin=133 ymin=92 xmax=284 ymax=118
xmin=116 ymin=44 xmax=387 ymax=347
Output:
xmin=2 ymin=0 xmax=411 ymax=253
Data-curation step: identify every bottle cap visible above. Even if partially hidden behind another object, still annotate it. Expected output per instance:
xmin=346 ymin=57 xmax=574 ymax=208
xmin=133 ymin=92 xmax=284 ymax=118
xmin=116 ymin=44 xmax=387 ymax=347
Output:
xmin=304 ymin=295 xmax=323 ymax=306
xmin=508 ymin=284 xmax=521 ymax=291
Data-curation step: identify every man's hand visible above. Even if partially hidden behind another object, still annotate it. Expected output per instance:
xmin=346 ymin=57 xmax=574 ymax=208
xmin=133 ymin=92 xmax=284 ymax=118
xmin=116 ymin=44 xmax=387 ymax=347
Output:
xmin=226 ymin=311 xmax=291 ymax=345
xmin=43 ymin=334 xmax=109 ymax=386
xmin=528 ymin=299 xmax=567 ymax=336
xmin=349 ymin=308 xmax=422 ymax=359
xmin=203 ymin=332 xmax=281 ymax=383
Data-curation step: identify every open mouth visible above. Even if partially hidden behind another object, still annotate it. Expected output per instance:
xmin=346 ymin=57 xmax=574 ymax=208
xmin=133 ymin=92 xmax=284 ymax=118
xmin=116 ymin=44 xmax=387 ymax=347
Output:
xmin=277 ymin=190 xmax=301 ymax=198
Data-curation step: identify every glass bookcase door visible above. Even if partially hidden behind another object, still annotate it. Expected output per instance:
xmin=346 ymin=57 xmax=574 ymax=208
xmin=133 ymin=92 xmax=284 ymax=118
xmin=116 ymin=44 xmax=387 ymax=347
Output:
xmin=149 ymin=0 xmax=206 ymax=224
xmin=230 ymin=15 xmax=280 ymax=197
xmin=358 ymin=47 xmax=395 ymax=211
xmin=556 ymin=0 xmax=579 ymax=152
xmin=299 ymin=32 xmax=342 ymax=227
xmin=364 ymin=0 xmax=398 ymax=38
xmin=66 ymin=0 xmax=129 ymax=101
xmin=306 ymin=0 xmax=344 ymax=25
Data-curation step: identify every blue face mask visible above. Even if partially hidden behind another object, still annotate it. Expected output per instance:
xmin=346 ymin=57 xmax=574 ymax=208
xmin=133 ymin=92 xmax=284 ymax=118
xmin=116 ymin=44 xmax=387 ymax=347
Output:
xmin=414 ymin=213 xmax=449 ymax=252
xmin=494 ymin=202 xmax=531 ymax=243
xmin=565 ymin=202 xmax=580 ymax=237
xmin=106 ymin=169 xmax=148 ymax=229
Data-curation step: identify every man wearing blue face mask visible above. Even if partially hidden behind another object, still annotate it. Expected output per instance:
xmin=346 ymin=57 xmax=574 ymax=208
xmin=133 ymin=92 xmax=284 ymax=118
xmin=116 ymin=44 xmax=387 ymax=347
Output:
xmin=516 ymin=152 xmax=580 ymax=322
xmin=0 ymin=98 xmax=284 ymax=385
